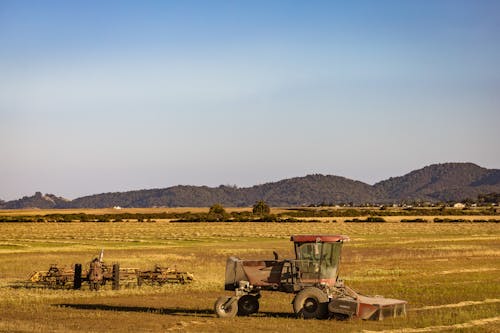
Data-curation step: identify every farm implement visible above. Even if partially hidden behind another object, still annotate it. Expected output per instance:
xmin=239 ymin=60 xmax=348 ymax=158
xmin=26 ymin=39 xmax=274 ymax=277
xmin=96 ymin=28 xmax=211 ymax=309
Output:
xmin=27 ymin=264 xmax=75 ymax=288
xmin=27 ymin=259 xmax=132 ymax=290
xmin=215 ymin=234 xmax=407 ymax=320
xmin=137 ymin=265 xmax=194 ymax=286
xmin=26 ymin=251 xmax=193 ymax=290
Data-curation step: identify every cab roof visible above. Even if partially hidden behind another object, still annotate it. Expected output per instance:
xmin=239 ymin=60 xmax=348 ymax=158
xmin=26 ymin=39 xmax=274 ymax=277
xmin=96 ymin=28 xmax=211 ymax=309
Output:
xmin=290 ymin=235 xmax=350 ymax=243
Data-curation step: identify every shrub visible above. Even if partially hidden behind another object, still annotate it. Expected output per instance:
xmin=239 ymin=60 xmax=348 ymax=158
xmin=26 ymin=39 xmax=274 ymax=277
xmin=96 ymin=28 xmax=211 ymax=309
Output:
xmin=252 ymin=200 xmax=271 ymax=215
xmin=433 ymin=218 xmax=471 ymax=223
xmin=209 ymin=203 xmax=226 ymax=215
xmin=472 ymin=219 xmax=500 ymax=223
xmin=401 ymin=218 xmax=427 ymax=223
xmin=345 ymin=216 xmax=385 ymax=223
xmin=208 ymin=204 xmax=229 ymax=221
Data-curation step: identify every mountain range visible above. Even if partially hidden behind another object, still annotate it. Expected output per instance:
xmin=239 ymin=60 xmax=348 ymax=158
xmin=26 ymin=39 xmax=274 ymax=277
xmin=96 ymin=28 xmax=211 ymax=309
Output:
xmin=1 ymin=163 xmax=499 ymax=209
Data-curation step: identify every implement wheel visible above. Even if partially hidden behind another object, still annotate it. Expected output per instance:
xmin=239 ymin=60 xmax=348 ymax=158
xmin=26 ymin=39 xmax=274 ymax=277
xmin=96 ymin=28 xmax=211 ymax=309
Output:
xmin=293 ymin=287 xmax=328 ymax=319
xmin=73 ymin=264 xmax=82 ymax=290
xmin=237 ymin=295 xmax=259 ymax=316
xmin=214 ymin=296 xmax=238 ymax=318
xmin=112 ymin=264 xmax=120 ymax=290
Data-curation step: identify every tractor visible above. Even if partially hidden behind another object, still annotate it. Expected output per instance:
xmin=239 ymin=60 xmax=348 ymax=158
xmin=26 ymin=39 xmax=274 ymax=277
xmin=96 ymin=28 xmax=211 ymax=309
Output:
xmin=214 ymin=235 xmax=407 ymax=320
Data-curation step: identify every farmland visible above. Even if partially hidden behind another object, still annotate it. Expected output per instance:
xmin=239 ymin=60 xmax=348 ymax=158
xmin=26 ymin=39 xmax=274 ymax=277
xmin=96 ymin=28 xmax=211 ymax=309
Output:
xmin=0 ymin=209 xmax=499 ymax=332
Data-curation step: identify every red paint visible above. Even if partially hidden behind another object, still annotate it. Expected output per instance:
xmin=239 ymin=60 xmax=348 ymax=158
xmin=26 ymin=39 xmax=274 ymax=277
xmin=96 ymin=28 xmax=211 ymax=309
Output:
xmin=290 ymin=235 xmax=350 ymax=243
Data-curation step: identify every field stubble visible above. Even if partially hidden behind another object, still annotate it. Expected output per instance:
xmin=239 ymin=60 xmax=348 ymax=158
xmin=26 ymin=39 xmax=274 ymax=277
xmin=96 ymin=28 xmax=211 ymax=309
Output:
xmin=0 ymin=219 xmax=498 ymax=332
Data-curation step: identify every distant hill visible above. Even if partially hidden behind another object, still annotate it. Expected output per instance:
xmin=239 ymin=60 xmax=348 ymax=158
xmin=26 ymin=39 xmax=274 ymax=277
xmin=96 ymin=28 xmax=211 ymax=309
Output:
xmin=1 ymin=192 xmax=69 ymax=209
xmin=244 ymin=174 xmax=381 ymax=206
xmin=66 ymin=174 xmax=379 ymax=208
xmin=373 ymin=163 xmax=500 ymax=202
xmin=1 ymin=163 xmax=499 ymax=209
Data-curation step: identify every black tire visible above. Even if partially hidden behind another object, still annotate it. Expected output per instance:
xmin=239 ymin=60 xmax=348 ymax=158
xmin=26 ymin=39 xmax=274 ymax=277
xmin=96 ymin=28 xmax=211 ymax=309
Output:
xmin=74 ymin=264 xmax=82 ymax=290
xmin=237 ymin=295 xmax=259 ymax=316
xmin=112 ymin=264 xmax=120 ymax=290
xmin=214 ymin=296 xmax=238 ymax=318
xmin=293 ymin=287 xmax=329 ymax=319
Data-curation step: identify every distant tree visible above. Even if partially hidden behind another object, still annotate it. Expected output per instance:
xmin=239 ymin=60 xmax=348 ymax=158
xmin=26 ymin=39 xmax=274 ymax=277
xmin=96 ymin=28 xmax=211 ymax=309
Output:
xmin=208 ymin=203 xmax=228 ymax=221
xmin=478 ymin=192 xmax=500 ymax=204
xmin=209 ymin=203 xmax=226 ymax=215
xmin=252 ymin=200 xmax=270 ymax=215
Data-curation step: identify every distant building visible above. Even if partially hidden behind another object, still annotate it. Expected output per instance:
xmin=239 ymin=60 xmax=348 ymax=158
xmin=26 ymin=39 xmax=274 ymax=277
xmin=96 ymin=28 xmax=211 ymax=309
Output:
xmin=453 ymin=203 xmax=466 ymax=209
xmin=113 ymin=206 xmax=122 ymax=210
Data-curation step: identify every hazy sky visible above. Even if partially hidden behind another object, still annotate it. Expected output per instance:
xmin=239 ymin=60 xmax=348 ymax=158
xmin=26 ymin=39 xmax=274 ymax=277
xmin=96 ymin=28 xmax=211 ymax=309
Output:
xmin=1 ymin=1 xmax=499 ymax=200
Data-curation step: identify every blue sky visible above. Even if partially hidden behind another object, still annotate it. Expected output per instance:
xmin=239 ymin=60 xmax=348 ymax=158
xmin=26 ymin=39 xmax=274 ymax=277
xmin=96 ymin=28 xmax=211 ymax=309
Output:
xmin=1 ymin=0 xmax=499 ymax=200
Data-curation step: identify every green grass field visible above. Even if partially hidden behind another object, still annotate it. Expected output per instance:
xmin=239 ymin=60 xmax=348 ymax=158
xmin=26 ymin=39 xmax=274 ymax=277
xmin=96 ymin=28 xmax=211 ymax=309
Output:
xmin=0 ymin=214 xmax=499 ymax=332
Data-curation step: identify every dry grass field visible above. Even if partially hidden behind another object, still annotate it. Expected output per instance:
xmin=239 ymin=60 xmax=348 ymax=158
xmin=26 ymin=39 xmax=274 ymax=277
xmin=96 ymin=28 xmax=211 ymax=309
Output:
xmin=0 ymin=209 xmax=499 ymax=332
xmin=0 ymin=207 xmax=254 ymax=216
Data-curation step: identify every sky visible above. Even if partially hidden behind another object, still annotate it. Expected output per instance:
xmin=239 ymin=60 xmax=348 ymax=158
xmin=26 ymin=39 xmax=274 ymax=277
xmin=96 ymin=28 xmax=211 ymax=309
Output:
xmin=1 ymin=0 xmax=499 ymax=201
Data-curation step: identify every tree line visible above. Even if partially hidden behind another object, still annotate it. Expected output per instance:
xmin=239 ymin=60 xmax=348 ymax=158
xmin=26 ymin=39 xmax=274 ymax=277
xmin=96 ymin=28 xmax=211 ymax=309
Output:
xmin=1 ymin=199 xmax=498 ymax=223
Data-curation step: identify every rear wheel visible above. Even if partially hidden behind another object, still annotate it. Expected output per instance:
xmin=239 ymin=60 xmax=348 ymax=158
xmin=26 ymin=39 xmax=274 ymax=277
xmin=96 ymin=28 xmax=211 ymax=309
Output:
xmin=112 ymin=264 xmax=120 ymax=290
xmin=237 ymin=295 xmax=259 ymax=316
xmin=73 ymin=264 xmax=82 ymax=290
xmin=293 ymin=287 xmax=328 ymax=319
xmin=214 ymin=297 xmax=238 ymax=318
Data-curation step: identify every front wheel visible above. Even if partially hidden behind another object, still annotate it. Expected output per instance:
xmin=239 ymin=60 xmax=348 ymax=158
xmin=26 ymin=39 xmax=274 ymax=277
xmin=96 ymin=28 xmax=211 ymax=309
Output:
xmin=293 ymin=287 xmax=328 ymax=319
xmin=214 ymin=296 xmax=238 ymax=318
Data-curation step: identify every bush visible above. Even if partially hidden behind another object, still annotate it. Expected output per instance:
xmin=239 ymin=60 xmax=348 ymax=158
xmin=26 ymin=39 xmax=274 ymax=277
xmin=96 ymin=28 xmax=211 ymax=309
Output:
xmin=252 ymin=200 xmax=271 ymax=215
xmin=208 ymin=204 xmax=229 ymax=221
xmin=433 ymin=218 xmax=471 ymax=223
xmin=209 ymin=203 xmax=226 ymax=215
xmin=345 ymin=216 xmax=385 ymax=223
xmin=472 ymin=219 xmax=500 ymax=223
xmin=401 ymin=218 xmax=427 ymax=223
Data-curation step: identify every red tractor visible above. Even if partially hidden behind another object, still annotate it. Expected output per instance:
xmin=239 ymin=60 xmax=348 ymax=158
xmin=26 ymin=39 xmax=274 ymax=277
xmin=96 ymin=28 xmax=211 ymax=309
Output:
xmin=215 ymin=235 xmax=406 ymax=320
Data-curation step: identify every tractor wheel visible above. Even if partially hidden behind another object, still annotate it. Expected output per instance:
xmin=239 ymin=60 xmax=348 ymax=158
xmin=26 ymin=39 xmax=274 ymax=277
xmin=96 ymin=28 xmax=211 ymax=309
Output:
xmin=73 ymin=264 xmax=82 ymax=290
xmin=214 ymin=296 xmax=238 ymax=318
xmin=293 ymin=287 xmax=329 ymax=319
xmin=237 ymin=295 xmax=259 ymax=316
xmin=112 ymin=264 xmax=120 ymax=290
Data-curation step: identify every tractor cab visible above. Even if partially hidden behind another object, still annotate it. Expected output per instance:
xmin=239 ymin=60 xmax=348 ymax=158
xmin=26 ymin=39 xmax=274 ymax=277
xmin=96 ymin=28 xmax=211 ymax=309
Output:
xmin=291 ymin=235 xmax=349 ymax=287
